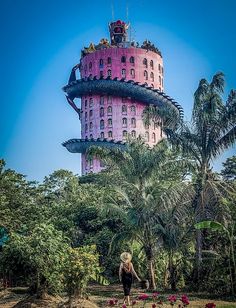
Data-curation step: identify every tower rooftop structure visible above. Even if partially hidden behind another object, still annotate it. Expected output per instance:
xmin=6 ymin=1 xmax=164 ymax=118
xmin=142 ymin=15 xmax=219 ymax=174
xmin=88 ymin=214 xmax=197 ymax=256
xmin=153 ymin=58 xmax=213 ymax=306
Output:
xmin=62 ymin=20 xmax=183 ymax=174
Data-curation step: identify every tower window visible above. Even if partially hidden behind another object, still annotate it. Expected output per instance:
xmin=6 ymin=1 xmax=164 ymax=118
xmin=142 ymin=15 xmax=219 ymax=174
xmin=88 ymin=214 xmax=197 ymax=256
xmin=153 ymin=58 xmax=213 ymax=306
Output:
xmin=100 ymin=119 xmax=104 ymax=129
xmin=89 ymin=122 xmax=93 ymax=131
xmin=107 ymin=57 xmax=112 ymax=64
xmin=131 ymin=117 xmax=136 ymax=128
xmin=89 ymin=62 xmax=92 ymax=70
xmin=108 ymin=118 xmax=112 ymax=127
xmin=99 ymin=59 xmax=104 ymax=66
xmin=89 ymin=110 xmax=93 ymax=117
xmin=150 ymin=60 xmax=154 ymax=69
xmin=121 ymin=56 xmax=126 ymax=63
xmin=100 ymin=96 xmax=104 ymax=105
xmin=108 ymin=131 xmax=113 ymax=138
xmin=130 ymin=105 xmax=136 ymax=113
xmin=123 ymin=130 xmax=128 ymax=139
xmin=100 ymin=132 xmax=104 ymax=139
xmin=90 ymin=134 xmax=93 ymax=139
xmin=89 ymin=98 xmax=93 ymax=107
xmin=122 ymin=118 xmax=127 ymax=127
xmin=130 ymin=56 xmax=135 ymax=64
xmin=144 ymin=70 xmax=148 ymax=80
xmin=130 ymin=69 xmax=135 ymax=78
xmin=100 ymin=71 xmax=104 ymax=77
xmin=84 ymin=99 xmax=87 ymax=109
xmin=122 ymin=105 xmax=127 ymax=114
xmin=108 ymin=95 xmax=112 ymax=103
xmin=145 ymin=131 xmax=149 ymax=142
xmin=85 ymin=123 xmax=88 ymax=132
xmin=85 ymin=112 xmax=88 ymax=121
xmin=107 ymin=69 xmax=112 ymax=77
xmin=131 ymin=130 xmax=136 ymax=138
xmin=159 ymin=76 xmax=161 ymax=85
xmin=100 ymin=107 xmax=104 ymax=117
xmin=158 ymin=64 xmax=161 ymax=72
xmin=143 ymin=58 xmax=148 ymax=68
xmin=121 ymin=69 xmax=126 ymax=77
xmin=107 ymin=106 xmax=112 ymax=114
xmin=150 ymin=72 xmax=154 ymax=82
xmin=152 ymin=132 xmax=156 ymax=143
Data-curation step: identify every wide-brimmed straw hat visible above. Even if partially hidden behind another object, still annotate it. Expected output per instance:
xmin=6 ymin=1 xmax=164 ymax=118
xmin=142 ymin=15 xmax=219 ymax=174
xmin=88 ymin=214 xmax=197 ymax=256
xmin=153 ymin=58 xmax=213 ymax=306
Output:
xmin=120 ymin=252 xmax=132 ymax=263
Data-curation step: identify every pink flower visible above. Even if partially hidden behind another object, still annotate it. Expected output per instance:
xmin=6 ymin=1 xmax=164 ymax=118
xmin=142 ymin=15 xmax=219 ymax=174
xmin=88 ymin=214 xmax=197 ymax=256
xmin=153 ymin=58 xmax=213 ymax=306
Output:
xmin=108 ymin=299 xmax=115 ymax=306
xmin=152 ymin=304 xmax=157 ymax=308
xmin=205 ymin=303 xmax=216 ymax=308
xmin=132 ymin=300 xmax=137 ymax=306
xmin=122 ymin=305 xmax=127 ymax=308
xmin=138 ymin=293 xmax=149 ymax=300
xmin=152 ymin=292 xmax=159 ymax=298
xmin=168 ymin=295 xmax=177 ymax=306
xmin=180 ymin=295 xmax=189 ymax=306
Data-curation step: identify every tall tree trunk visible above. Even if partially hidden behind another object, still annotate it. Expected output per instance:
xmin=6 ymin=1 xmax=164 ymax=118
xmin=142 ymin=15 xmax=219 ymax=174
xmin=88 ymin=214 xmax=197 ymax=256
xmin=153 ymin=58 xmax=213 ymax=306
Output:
xmin=145 ymin=248 xmax=156 ymax=290
xmin=168 ymin=250 xmax=177 ymax=291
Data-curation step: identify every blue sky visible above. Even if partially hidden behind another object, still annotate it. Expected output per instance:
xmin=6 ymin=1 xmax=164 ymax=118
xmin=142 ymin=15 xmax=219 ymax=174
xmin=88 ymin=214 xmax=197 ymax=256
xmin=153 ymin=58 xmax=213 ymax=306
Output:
xmin=1 ymin=0 xmax=235 ymax=181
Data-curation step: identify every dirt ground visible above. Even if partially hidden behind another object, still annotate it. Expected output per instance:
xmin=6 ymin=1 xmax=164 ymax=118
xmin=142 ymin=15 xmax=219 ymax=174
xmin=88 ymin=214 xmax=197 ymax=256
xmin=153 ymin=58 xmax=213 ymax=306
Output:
xmin=0 ymin=285 xmax=236 ymax=308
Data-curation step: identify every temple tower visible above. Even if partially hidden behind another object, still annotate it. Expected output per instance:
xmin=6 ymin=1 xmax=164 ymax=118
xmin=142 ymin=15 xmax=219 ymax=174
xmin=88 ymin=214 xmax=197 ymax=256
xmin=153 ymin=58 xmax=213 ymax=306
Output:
xmin=62 ymin=20 xmax=182 ymax=175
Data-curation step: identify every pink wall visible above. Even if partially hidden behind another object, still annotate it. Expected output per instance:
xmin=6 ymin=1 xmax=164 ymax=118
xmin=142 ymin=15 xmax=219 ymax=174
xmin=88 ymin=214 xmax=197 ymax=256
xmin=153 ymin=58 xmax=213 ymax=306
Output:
xmin=79 ymin=47 xmax=164 ymax=175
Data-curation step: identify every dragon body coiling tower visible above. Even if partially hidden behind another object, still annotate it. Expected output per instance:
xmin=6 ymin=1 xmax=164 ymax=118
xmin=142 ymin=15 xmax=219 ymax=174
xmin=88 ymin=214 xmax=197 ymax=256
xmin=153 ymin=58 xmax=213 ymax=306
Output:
xmin=63 ymin=20 xmax=182 ymax=174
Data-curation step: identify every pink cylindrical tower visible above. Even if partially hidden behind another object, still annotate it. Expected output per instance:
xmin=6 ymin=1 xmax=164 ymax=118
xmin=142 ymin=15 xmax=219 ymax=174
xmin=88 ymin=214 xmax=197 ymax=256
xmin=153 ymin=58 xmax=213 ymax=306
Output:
xmin=63 ymin=20 xmax=182 ymax=175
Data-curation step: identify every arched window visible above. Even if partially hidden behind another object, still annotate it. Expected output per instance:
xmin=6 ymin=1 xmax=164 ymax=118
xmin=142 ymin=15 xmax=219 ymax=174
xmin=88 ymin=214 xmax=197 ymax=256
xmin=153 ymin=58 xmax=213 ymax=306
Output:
xmin=144 ymin=70 xmax=148 ymax=80
xmin=85 ymin=123 xmax=88 ymax=132
xmin=121 ymin=56 xmax=126 ymax=63
xmin=100 ymin=96 xmax=104 ymax=105
xmin=161 ymin=78 xmax=163 ymax=87
xmin=85 ymin=112 xmax=88 ymax=121
xmin=107 ymin=106 xmax=112 ymax=114
xmin=131 ymin=105 xmax=136 ymax=113
xmin=150 ymin=60 xmax=154 ymax=69
xmin=150 ymin=72 xmax=154 ymax=82
xmin=159 ymin=76 xmax=161 ymax=85
xmin=89 ymin=109 xmax=93 ymax=117
xmin=108 ymin=95 xmax=112 ymax=103
xmin=89 ymin=98 xmax=93 ymax=107
xmin=122 ymin=105 xmax=127 ymax=114
xmin=100 ymin=119 xmax=104 ymax=129
xmin=152 ymin=132 xmax=156 ymax=143
xmin=107 ymin=69 xmax=112 ymax=77
xmin=131 ymin=117 xmax=136 ymax=127
xmin=130 ymin=69 xmax=135 ymax=78
xmin=84 ymin=99 xmax=87 ymax=109
xmin=90 ymin=134 xmax=93 ymax=139
xmin=99 ymin=59 xmax=104 ymax=66
xmin=130 ymin=56 xmax=135 ymax=64
xmin=100 ymin=132 xmax=104 ymax=139
xmin=100 ymin=107 xmax=104 ymax=117
xmin=89 ymin=62 xmax=92 ymax=70
xmin=108 ymin=131 xmax=113 ymax=138
xmin=108 ymin=118 xmax=112 ymax=127
xmin=158 ymin=63 xmax=161 ymax=72
xmin=107 ymin=57 xmax=112 ymax=64
xmin=123 ymin=130 xmax=128 ymax=139
xmin=145 ymin=131 xmax=149 ymax=142
xmin=131 ymin=130 xmax=136 ymax=138
xmin=121 ymin=69 xmax=126 ymax=77
xmin=143 ymin=58 xmax=148 ymax=68
xmin=84 ymin=64 xmax=87 ymax=72
xmin=89 ymin=122 xmax=93 ymax=130
xmin=100 ymin=71 xmax=104 ymax=77
xmin=162 ymin=67 xmax=164 ymax=74
xmin=122 ymin=118 xmax=127 ymax=127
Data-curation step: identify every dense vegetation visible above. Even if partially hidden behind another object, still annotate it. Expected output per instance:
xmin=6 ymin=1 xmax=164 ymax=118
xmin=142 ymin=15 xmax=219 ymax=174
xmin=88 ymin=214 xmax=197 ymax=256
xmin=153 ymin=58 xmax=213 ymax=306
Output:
xmin=0 ymin=73 xmax=236 ymax=304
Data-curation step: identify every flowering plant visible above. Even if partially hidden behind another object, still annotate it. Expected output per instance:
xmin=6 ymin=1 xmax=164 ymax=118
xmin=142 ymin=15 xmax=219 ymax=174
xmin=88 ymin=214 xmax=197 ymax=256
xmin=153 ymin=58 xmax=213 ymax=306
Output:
xmin=205 ymin=303 xmax=216 ymax=308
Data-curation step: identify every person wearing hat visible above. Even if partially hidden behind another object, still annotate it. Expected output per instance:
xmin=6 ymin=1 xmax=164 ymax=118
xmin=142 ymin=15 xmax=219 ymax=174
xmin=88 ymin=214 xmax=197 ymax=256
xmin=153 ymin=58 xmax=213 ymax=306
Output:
xmin=119 ymin=252 xmax=141 ymax=306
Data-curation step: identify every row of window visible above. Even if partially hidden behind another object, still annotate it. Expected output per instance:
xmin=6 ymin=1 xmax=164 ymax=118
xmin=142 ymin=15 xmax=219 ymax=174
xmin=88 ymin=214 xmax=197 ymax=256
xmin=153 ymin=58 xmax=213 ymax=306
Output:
xmin=84 ymin=105 xmax=136 ymax=120
xmin=84 ymin=131 xmax=157 ymax=142
xmin=82 ymin=57 xmax=163 ymax=73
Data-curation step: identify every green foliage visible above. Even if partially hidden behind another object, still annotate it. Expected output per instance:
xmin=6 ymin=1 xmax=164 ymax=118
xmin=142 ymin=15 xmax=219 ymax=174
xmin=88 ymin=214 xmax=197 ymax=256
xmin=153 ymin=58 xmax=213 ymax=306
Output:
xmin=63 ymin=245 xmax=108 ymax=298
xmin=221 ymin=155 xmax=236 ymax=181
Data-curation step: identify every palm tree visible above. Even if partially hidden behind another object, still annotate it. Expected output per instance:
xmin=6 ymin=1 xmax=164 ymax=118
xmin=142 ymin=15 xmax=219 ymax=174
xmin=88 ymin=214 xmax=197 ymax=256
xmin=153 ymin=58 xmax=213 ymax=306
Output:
xmin=143 ymin=72 xmax=236 ymax=281
xmin=88 ymin=139 xmax=191 ymax=289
